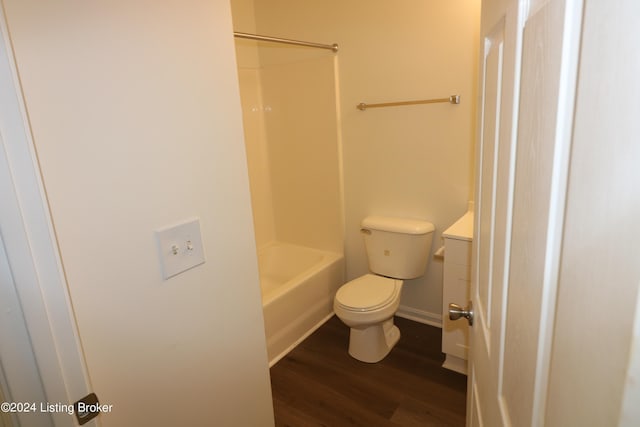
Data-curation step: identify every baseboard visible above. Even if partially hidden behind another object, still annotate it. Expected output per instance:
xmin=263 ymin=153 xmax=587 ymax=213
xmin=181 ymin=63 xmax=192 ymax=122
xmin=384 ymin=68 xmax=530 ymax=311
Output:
xmin=443 ymin=354 xmax=468 ymax=375
xmin=396 ymin=305 xmax=443 ymax=328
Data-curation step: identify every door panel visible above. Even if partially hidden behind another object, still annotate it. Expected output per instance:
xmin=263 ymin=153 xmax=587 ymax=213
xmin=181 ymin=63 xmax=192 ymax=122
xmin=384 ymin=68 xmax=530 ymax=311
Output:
xmin=476 ymin=21 xmax=503 ymax=338
xmin=471 ymin=8 xmax=514 ymax=426
xmin=468 ymin=0 xmax=581 ymax=425
xmin=502 ymin=1 xmax=564 ymax=424
xmin=0 ymin=231 xmax=51 ymax=426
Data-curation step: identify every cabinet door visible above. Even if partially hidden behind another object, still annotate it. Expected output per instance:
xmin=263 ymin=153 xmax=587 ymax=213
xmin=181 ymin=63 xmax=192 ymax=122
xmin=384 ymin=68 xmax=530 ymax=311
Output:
xmin=442 ymin=239 xmax=471 ymax=360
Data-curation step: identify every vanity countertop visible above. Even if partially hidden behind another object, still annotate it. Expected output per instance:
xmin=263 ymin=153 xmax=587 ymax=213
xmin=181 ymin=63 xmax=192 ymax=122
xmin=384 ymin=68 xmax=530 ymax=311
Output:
xmin=442 ymin=210 xmax=474 ymax=241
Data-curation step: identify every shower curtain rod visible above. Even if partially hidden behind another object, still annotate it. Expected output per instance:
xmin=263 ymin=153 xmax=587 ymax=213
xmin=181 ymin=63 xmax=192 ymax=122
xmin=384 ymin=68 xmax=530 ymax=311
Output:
xmin=356 ymin=95 xmax=461 ymax=111
xmin=234 ymin=32 xmax=339 ymax=52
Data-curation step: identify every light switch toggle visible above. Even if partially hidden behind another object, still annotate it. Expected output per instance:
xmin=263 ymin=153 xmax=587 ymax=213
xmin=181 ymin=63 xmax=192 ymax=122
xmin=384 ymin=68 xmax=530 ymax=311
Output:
xmin=155 ymin=218 xmax=206 ymax=279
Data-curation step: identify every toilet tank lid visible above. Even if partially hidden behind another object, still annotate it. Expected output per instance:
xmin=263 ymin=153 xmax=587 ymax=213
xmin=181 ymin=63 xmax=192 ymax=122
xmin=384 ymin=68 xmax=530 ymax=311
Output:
xmin=361 ymin=216 xmax=435 ymax=235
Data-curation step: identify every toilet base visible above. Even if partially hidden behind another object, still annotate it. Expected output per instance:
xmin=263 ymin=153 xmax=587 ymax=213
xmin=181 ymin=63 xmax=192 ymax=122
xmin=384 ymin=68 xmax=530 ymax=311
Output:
xmin=348 ymin=318 xmax=401 ymax=363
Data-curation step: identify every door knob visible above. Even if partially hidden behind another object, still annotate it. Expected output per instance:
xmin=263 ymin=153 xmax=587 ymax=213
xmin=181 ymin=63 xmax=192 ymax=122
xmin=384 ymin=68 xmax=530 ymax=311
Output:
xmin=448 ymin=301 xmax=474 ymax=326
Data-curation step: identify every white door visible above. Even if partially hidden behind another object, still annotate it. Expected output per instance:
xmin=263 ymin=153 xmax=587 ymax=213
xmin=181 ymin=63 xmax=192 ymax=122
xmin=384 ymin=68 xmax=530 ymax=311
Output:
xmin=0 ymin=6 xmax=95 ymax=426
xmin=465 ymin=0 xmax=583 ymax=425
xmin=0 ymin=232 xmax=51 ymax=427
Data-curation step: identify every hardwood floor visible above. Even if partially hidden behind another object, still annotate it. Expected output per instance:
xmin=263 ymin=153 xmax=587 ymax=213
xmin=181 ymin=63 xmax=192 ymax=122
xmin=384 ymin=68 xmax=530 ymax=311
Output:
xmin=270 ymin=316 xmax=467 ymax=426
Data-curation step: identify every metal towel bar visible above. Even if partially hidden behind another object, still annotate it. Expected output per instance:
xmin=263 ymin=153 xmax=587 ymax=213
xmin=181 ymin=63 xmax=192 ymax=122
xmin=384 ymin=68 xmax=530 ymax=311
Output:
xmin=357 ymin=95 xmax=460 ymax=111
xmin=234 ymin=32 xmax=338 ymax=52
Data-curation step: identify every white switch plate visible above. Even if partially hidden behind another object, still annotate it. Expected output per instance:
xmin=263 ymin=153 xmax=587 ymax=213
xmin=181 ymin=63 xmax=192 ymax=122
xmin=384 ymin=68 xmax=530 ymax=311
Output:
xmin=155 ymin=218 xmax=205 ymax=279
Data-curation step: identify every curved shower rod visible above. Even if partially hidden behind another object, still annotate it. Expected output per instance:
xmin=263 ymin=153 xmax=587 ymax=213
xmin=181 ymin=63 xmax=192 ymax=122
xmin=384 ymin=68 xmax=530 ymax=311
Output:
xmin=234 ymin=32 xmax=339 ymax=53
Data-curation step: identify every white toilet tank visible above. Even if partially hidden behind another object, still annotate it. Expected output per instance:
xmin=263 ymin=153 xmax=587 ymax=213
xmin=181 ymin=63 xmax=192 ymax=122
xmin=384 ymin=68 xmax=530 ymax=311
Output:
xmin=361 ymin=216 xmax=435 ymax=279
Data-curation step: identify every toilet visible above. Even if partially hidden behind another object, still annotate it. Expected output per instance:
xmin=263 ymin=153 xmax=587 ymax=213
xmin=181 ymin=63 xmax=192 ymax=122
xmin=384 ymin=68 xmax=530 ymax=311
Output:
xmin=334 ymin=216 xmax=434 ymax=363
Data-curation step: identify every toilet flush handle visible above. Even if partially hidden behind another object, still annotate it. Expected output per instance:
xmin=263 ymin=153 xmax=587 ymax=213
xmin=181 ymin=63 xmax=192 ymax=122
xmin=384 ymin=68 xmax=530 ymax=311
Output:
xmin=360 ymin=228 xmax=372 ymax=235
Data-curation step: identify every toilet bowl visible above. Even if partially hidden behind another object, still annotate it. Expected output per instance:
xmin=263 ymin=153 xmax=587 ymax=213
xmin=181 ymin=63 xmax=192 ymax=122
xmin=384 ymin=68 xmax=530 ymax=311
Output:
xmin=334 ymin=274 xmax=403 ymax=363
xmin=333 ymin=216 xmax=434 ymax=363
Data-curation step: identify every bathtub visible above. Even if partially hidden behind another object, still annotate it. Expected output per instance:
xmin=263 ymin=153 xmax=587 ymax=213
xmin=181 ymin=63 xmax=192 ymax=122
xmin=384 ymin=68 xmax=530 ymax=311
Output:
xmin=257 ymin=241 xmax=344 ymax=366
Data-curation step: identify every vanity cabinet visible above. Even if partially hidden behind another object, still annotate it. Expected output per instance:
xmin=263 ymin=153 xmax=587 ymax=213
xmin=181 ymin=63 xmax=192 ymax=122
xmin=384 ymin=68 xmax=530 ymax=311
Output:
xmin=441 ymin=210 xmax=473 ymax=375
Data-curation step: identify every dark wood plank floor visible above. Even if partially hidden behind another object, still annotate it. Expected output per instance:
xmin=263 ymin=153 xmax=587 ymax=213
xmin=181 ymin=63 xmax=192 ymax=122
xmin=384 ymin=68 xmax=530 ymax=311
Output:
xmin=270 ymin=315 xmax=467 ymax=427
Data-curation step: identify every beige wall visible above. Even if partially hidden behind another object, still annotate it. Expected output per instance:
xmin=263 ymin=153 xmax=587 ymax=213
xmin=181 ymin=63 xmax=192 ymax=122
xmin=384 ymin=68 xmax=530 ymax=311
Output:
xmin=243 ymin=0 xmax=481 ymax=321
xmin=3 ymin=1 xmax=273 ymax=425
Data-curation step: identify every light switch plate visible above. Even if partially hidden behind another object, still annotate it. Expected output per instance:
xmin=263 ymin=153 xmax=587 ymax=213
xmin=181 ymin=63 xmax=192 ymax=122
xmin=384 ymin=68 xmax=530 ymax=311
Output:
xmin=155 ymin=218 xmax=205 ymax=279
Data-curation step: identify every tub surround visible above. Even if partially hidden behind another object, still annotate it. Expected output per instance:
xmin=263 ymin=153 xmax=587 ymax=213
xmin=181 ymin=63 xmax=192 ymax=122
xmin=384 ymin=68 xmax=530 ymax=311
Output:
xmin=232 ymin=1 xmax=344 ymax=367
xmin=235 ymin=55 xmax=342 ymax=254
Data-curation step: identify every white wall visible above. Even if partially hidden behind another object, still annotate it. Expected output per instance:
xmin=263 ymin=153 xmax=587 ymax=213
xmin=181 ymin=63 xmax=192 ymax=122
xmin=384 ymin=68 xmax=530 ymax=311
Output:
xmin=246 ymin=0 xmax=481 ymax=321
xmin=3 ymin=1 xmax=274 ymax=425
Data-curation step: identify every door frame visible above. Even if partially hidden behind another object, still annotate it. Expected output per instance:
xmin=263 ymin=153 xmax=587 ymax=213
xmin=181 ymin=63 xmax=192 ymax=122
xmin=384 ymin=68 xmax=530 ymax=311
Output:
xmin=0 ymin=5 xmax=94 ymax=426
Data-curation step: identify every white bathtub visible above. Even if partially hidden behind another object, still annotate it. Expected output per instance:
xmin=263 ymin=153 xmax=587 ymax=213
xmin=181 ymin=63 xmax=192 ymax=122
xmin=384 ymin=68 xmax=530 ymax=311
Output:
xmin=257 ymin=241 xmax=344 ymax=366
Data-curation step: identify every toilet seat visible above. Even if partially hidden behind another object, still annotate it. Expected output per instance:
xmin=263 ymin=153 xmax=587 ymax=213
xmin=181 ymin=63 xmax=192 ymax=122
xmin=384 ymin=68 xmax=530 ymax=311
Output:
xmin=335 ymin=274 xmax=401 ymax=312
